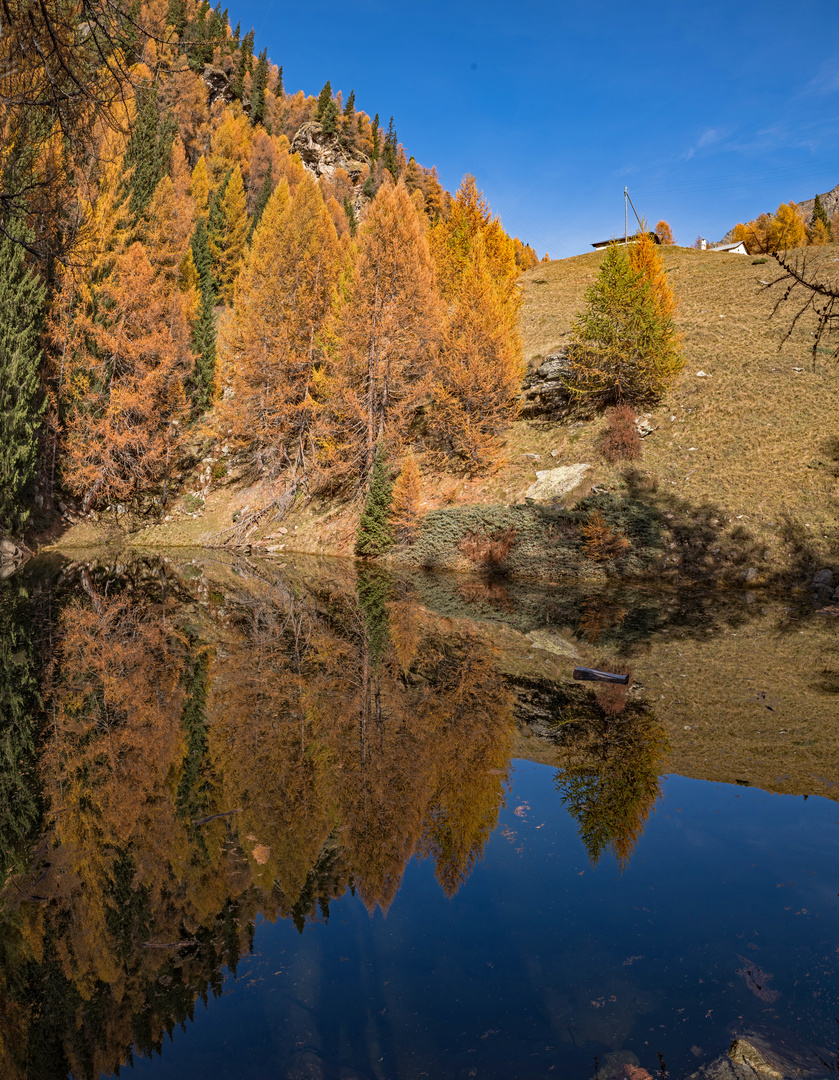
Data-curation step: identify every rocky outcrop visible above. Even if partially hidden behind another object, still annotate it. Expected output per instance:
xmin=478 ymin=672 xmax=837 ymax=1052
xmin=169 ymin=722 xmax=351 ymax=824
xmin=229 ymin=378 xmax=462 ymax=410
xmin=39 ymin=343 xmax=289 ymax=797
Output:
xmin=201 ymin=65 xmax=236 ymax=107
xmin=290 ymin=121 xmax=370 ymax=180
xmin=519 ymin=351 xmax=572 ymax=416
xmin=0 ymin=537 xmax=30 ymax=580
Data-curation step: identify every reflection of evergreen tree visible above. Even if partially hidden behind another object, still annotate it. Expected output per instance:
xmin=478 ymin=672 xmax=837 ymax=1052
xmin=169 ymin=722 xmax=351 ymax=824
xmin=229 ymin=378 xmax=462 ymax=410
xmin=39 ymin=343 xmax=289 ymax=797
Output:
xmin=0 ymin=578 xmax=44 ymax=881
xmin=176 ymin=641 xmax=218 ymax=841
xmin=355 ymin=564 xmax=392 ymax=663
xmin=556 ymin=704 xmax=667 ymax=870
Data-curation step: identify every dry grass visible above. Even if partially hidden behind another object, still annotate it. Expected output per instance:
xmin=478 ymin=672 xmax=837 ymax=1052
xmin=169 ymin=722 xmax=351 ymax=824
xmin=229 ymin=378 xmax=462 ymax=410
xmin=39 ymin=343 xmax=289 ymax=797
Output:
xmin=519 ymin=244 xmax=839 ymax=566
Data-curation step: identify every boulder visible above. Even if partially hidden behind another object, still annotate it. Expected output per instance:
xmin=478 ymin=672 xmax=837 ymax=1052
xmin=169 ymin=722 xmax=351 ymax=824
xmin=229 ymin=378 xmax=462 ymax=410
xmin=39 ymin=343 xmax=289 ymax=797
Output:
xmin=812 ymin=568 xmax=835 ymax=588
xmin=201 ymin=65 xmax=235 ymax=107
xmin=519 ymin=351 xmax=573 ymax=416
xmin=525 ymin=463 xmax=591 ymax=504
xmin=290 ymin=121 xmax=371 ymax=180
xmin=0 ymin=538 xmax=19 ymax=557
xmin=686 ymin=1031 xmax=834 ymax=1080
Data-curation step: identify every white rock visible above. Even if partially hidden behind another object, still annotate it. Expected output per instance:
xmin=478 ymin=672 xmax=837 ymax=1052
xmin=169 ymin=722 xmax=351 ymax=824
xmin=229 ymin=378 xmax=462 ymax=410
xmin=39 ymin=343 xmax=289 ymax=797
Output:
xmin=526 ymin=629 xmax=580 ymax=659
xmin=525 ymin=464 xmax=591 ymax=504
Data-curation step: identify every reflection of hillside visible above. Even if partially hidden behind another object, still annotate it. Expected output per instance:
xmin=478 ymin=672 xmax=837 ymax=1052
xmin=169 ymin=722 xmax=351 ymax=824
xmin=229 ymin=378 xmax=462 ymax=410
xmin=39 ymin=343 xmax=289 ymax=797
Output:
xmin=0 ymin=556 xmax=515 ymax=1078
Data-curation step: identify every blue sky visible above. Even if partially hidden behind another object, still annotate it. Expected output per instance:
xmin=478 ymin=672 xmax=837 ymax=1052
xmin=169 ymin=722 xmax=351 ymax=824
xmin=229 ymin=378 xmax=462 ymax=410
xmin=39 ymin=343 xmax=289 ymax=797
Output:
xmin=235 ymin=0 xmax=839 ymax=257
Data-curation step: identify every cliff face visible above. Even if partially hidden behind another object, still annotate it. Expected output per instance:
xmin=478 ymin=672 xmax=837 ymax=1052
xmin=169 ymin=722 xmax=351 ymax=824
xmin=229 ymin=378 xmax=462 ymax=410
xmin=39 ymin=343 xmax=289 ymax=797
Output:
xmin=290 ymin=120 xmax=370 ymax=180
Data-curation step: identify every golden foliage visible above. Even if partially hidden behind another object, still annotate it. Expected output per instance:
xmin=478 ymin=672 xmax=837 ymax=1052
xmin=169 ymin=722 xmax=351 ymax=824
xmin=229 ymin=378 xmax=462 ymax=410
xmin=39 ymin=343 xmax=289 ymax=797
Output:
xmin=580 ymin=510 xmax=630 ymax=562
xmin=389 ymin=449 xmax=422 ymax=543
xmin=317 ymin=177 xmax=442 ymax=488
xmin=218 ymin=173 xmax=340 ymax=476
xmin=655 ymin=219 xmax=675 ymax=245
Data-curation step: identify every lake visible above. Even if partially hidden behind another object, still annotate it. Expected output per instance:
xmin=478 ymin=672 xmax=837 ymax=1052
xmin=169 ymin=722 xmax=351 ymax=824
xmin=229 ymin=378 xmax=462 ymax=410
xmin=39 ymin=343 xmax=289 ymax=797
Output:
xmin=0 ymin=552 xmax=837 ymax=1080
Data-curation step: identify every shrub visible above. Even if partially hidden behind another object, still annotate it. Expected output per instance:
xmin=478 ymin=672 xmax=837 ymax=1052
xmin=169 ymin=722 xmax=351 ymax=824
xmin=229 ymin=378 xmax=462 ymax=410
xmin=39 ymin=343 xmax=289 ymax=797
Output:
xmin=459 ymin=526 xmax=517 ymax=569
xmin=580 ymin=510 xmax=630 ymax=562
xmin=211 ymin=461 xmax=227 ymax=480
xmin=598 ymin=405 xmax=641 ymax=463
xmin=182 ymin=493 xmax=204 ymax=513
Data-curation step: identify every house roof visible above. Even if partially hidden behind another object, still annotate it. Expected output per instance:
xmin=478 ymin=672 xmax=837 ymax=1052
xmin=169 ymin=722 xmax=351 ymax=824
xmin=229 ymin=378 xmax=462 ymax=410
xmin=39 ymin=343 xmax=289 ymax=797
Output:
xmin=591 ymin=231 xmax=661 ymax=250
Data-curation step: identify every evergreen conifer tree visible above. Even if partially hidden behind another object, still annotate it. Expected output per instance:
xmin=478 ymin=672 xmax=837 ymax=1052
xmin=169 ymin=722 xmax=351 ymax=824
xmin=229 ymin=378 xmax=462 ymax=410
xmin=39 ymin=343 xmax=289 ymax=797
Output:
xmin=355 ymin=446 xmax=394 ymax=556
xmin=0 ymin=231 xmax=45 ymax=533
xmin=564 ymin=242 xmax=683 ymax=406
xmin=192 ymin=286 xmax=217 ymax=409
xmin=321 ymin=99 xmax=339 ymax=135
xmin=316 ymin=80 xmax=333 ymax=122
xmin=811 ymin=194 xmax=832 ymax=241
xmin=247 ymin=163 xmax=273 ymax=241
xmin=370 ymin=113 xmax=380 ymax=161
xmin=124 ymin=84 xmax=177 ymax=220
xmin=250 ymin=47 xmax=269 ymax=125
xmin=382 ymin=117 xmax=398 ymax=178
xmin=191 ymin=216 xmax=216 ymax=296
xmin=275 ymin=65 xmax=284 ymax=97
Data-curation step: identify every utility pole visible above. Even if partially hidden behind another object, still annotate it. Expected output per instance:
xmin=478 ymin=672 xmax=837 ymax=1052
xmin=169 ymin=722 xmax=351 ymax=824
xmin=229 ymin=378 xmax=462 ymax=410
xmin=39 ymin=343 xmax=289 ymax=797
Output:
xmin=624 ymin=187 xmax=628 ymax=245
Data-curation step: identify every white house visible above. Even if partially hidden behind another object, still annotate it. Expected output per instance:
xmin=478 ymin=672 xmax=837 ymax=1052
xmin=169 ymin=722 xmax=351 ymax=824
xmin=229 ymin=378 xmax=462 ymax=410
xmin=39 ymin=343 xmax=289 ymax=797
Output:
xmin=709 ymin=240 xmax=749 ymax=255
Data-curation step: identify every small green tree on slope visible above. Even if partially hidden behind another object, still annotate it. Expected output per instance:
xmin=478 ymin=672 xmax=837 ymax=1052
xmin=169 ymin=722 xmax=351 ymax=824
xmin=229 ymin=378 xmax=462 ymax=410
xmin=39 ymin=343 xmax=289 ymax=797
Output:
xmin=355 ymin=446 xmax=393 ymax=556
xmin=0 ymin=230 xmax=45 ymax=533
xmin=563 ymin=242 xmax=682 ymax=407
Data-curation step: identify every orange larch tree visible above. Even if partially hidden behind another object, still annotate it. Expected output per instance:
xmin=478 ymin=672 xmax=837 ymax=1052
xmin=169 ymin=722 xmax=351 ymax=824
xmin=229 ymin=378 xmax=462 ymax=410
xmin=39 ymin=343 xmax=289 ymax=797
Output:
xmin=317 ymin=177 xmax=442 ymax=488
xmin=655 ymin=220 xmax=675 ymax=245
xmin=63 ymin=241 xmax=191 ymax=510
xmin=218 ymin=172 xmax=340 ymax=477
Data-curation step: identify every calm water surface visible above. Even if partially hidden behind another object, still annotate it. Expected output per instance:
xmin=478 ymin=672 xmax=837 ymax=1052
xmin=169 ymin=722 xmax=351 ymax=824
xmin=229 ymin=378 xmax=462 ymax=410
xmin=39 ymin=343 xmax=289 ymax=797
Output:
xmin=0 ymin=554 xmax=837 ymax=1080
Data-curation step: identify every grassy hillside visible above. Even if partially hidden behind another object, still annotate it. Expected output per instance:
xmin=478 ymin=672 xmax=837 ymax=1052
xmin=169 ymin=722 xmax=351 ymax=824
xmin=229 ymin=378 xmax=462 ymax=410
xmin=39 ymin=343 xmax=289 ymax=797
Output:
xmin=517 ymin=243 xmax=839 ymax=575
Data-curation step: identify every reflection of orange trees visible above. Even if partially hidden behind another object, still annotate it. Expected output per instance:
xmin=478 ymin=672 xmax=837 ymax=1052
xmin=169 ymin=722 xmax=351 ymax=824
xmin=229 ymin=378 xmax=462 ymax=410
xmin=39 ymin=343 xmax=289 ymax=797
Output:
xmin=555 ymin=700 xmax=668 ymax=871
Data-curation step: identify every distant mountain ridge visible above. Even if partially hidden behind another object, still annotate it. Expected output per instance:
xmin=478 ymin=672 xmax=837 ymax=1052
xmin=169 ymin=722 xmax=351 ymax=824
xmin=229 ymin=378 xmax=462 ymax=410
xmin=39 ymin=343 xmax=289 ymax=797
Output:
xmin=718 ymin=181 xmax=839 ymax=244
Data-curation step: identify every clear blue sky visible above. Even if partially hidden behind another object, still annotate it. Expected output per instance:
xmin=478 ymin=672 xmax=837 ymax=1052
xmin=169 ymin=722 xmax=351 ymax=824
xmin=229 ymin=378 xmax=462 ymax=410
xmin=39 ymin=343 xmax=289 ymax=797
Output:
xmin=234 ymin=0 xmax=839 ymax=257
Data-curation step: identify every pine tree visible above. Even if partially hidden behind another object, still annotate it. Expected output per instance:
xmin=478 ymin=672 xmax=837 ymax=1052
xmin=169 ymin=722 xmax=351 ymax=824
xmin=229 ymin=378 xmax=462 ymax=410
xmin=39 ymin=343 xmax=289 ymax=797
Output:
xmin=275 ymin=64 xmax=284 ymax=97
xmin=247 ymin=162 xmax=273 ymax=240
xmin=0 ymin=230 xmax=45 ymax=533
xmin=321 ymin=99 xmax=339 ymax=135
xmin=250 ymin=47 xmax=269 ymax=125
xmin=370 ymin=113 xmax=380 ymax=161
xmin=355 ymin=446 xmax=394 ymax=556
xmin=190 ymin=216 xmax=215 ymax=297
xmin=564 ymin=242 xmax=683 ymax=407
xmin=124 ymin=83 xmax=178 ymax=220
xmin=810 ymin=194 xmax=833 ymax=242
xmin=63 ymin=241 xmax=191 ymax=510
xmin=316 ymin=81 xmax=333 ymax=123
xmin=208 ymin=165 xmax=248 ymax=303
xmin=192 ymin=285 xmax=217 ymax=409
xmin=382 ymin=116 xmax=398 ymax=178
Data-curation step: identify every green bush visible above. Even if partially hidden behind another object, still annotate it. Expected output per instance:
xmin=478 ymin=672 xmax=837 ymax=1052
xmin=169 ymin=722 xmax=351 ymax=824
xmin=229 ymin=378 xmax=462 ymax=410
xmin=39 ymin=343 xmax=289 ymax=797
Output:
xmin=354 ymin=447 xmax=394 ymax=557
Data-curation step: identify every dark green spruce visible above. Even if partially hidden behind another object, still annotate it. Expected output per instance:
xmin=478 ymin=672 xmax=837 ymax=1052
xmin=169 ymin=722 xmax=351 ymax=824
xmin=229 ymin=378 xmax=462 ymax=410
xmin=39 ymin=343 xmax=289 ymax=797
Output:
xmin=0 ymin=229 xmax=45 ymax=533
xmin=354 ymin=446 xmax=394 ymax=556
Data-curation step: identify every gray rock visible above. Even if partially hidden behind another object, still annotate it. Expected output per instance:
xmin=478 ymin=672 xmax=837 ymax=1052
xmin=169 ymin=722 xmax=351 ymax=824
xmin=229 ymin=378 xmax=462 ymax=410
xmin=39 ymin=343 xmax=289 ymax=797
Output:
xmin=519 ymin=351 xmax=572 ymax=416
xmin=635 ymin=413 xmax=654 ymax=437
xmin=741 ymin=567 xmax=759 ymax=583
xmin=291 ymin=121 xmax=371 ymax=180
xmin=686 ymin=1031 xmax=834 ymax=1080
xmin=525 ymin=463 xmax=591 ymax=504
xmin=813 ymin=584 xmax=834 ymax=603
xmin=526 ymin=629 xmax=580 ymax=659
xmin=201 ymin=65 xmax=235 ymax=107
xmin=812 ymin=568 xmax=835 ymax=588
xmin=833 ymin=586 xmax=839 ymax=602
xmin=522 ymin=452 xmax=542 ymax=461
xmin=0 ymin=538 xmax=19 ymax=557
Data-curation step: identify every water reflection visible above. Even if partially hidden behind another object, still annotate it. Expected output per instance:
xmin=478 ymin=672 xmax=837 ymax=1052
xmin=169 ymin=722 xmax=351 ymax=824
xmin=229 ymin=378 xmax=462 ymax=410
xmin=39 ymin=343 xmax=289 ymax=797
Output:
xmin=0 ymin=554 xmax=835 ymax=1080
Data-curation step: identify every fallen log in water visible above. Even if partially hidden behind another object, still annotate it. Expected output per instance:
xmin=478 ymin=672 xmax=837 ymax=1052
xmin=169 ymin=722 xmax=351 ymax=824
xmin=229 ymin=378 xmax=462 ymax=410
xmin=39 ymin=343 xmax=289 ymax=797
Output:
xmin=573 ymin=667 xmax=629 ymax=685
